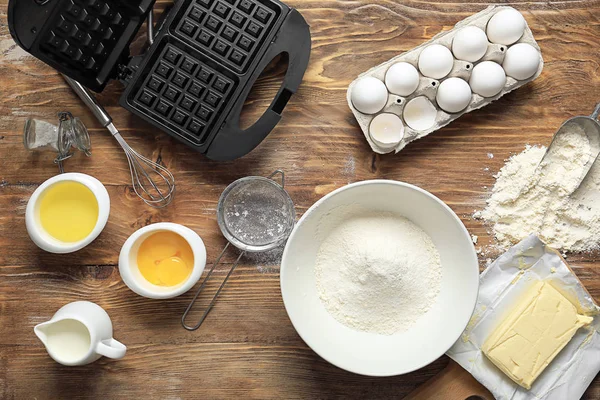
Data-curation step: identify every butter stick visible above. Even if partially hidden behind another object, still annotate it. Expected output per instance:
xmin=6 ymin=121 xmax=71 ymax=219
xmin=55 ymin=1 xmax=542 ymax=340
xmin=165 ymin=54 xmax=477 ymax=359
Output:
xmin=482 ymin=281 xmax=593 ymax=390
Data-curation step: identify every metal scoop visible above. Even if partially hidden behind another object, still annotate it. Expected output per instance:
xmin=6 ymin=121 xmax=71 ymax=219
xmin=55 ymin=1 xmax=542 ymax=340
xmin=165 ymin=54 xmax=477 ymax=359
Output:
xmin=532 ymin=103 xmax=600 ymax=193
xmin=182 ymin=170 xmax=296 ymax=331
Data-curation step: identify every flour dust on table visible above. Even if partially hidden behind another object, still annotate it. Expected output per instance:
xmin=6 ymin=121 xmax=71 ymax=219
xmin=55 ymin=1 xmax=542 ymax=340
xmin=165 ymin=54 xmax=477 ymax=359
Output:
xmin=315 ymin=210 xmax=442 ymax=335
xmin=478 ymin=125 xmax=600 ymax=252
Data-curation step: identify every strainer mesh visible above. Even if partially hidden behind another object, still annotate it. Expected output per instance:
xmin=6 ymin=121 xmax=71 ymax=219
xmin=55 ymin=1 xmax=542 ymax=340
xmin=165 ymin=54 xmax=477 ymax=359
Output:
xmin=222 ymin=179 xmax=293 ymax=247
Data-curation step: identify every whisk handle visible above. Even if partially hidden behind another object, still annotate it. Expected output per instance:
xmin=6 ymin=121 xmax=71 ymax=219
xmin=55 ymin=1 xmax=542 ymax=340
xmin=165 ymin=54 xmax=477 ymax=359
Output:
xmin=63 ymin=75 xmax=112 ymax=127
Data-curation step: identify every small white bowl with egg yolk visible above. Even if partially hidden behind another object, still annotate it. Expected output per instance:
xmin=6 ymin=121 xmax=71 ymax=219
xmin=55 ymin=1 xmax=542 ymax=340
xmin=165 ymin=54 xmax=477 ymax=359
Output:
xmin=119 ymin=223 xmax=207 ymax=299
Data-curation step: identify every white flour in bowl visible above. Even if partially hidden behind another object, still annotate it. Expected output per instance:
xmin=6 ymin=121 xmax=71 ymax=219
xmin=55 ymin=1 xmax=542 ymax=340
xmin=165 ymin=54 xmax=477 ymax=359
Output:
xmin=479 ymin=125 xmax=600 ymax=252
xmin=315 ymin=211 xmax=442 ymax=335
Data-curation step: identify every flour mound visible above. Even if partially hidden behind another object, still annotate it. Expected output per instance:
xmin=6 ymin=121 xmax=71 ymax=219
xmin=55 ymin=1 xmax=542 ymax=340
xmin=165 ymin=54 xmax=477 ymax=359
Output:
xmin=315 ymin=211 xmax=442 ymax=335
xmin=481 ymin=125 xmax=600 ymax=252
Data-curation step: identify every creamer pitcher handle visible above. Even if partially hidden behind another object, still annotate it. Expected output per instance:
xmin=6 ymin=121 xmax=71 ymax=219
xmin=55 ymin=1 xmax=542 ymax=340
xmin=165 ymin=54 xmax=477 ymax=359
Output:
xmin=96 ymin=339 xmax=127 ymax=359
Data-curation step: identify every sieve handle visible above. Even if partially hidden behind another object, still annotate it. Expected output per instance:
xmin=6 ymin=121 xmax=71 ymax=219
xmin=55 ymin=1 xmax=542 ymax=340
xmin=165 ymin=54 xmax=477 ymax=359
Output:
xmin=591 ymin=103 xmax=600 ymax=120
xmin=182 ymin=243 xmax=244 ymax=331
xmin=268 ymin=169 xmax=285 ymax=188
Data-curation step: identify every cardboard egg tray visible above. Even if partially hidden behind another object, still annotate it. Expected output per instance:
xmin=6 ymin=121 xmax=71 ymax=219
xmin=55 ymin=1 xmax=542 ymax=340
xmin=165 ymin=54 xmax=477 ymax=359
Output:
xmin=347 ymin=6 xmax=544 ymax=154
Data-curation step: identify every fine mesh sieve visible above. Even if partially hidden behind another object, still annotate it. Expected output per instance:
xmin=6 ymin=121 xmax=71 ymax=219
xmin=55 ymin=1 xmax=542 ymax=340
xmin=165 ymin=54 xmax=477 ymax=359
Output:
xmin=182 ymin=170 xmax=295 ymax=331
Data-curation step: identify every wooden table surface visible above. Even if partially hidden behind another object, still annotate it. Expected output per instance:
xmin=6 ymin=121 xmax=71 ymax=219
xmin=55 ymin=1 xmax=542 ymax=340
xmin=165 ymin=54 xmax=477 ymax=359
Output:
xmin=1 ymin=0 xmax=600 ymax=398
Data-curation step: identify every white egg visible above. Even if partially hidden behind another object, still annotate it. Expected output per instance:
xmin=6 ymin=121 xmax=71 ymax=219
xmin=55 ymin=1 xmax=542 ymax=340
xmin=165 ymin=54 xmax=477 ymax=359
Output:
xmin=403 ymin=96 xmax=437 ymax=131
xmin=350 ymin=77 xmax=389 ymax=114
xmin=469 ymin=61 xmax=506 ymax=97
xmin=486 ymin=8 xmax=526 ymax=45
xmin=452 ymin=26 xmax=489 ymax=62
xmin=418 ymin=44 xmax=454 ymax=79
xmin=369 ymin=113 xmax=405 ymax=149
xmin=436 ymin=77 xmax=472 ymax=113
xmin=385 ymin=62 xmax=420 ymax=97
xmin=502 ymin=43 xmax=541 ymax=80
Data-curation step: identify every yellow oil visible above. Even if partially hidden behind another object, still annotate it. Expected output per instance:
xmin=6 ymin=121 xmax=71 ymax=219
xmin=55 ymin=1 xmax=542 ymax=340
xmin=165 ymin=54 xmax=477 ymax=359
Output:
xmin=137 ymin=231 xmax=194 ymax=286
xmin=38 ymin=181 xmax=99 ymax=243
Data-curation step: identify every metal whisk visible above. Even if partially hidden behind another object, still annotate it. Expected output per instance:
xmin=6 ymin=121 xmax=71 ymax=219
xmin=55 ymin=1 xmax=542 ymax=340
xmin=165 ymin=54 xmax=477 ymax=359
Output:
xmin=63 ymin=75 xmax=175 ymax=208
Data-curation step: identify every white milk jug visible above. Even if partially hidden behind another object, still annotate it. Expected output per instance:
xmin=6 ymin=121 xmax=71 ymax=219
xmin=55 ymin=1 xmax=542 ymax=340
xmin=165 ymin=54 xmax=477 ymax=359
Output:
xmin=34 ymin=301 xmax=126 ymax=366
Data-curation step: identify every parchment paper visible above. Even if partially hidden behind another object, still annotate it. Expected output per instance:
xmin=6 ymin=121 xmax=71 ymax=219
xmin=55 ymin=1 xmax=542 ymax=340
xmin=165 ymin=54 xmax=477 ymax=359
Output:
xmin=447 ymin=235 xmax=600 ymax=400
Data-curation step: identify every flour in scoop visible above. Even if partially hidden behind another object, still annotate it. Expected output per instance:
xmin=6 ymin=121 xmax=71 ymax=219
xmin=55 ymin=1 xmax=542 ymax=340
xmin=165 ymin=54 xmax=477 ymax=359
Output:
xmin=315 ymin=211 xmax=442 ymax=335
xmin=480 ymin=125 xmax=600 ymax=252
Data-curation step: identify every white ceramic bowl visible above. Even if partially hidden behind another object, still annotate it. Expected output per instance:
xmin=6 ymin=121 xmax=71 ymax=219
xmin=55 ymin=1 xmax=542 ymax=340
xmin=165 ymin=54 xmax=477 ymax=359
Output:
xmin=280 ymin=180 xmax=479 ymax=376
xmin=119 ymin=223 xmax=207 ymax=299
xmin=25 ymin=173 xmax=110 ymax=254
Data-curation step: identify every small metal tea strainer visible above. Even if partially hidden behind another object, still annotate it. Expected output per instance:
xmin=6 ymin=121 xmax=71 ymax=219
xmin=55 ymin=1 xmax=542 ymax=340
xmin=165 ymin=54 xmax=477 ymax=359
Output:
xmin=182 ymin=170 xmax=295 ymax=331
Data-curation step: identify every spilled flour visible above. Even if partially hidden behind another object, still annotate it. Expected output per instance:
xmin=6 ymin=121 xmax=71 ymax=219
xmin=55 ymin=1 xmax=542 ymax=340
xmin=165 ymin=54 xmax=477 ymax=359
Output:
xmin=0 ymin=39 xmax=32 ymax=65
xmin=315 ymin=210 xmax=441 ymax=335
xmin=479 ymin=124 xmax=600 ymax=252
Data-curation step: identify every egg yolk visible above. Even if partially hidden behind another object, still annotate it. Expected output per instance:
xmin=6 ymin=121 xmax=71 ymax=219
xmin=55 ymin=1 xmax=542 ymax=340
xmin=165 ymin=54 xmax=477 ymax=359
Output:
xmin=137 ymin=231 xmax=194 ymax=287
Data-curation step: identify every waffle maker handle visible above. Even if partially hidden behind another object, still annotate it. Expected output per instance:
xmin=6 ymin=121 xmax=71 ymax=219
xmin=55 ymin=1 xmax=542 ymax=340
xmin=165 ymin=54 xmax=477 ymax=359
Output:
xmin=205 ymin=9 xmax=311 ymax=161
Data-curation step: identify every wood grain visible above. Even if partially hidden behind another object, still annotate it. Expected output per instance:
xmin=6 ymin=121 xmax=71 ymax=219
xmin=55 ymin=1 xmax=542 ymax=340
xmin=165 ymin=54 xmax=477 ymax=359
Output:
xmin=1 ymin=0 xmax=600 ymax=398
xmin=404 ymin=361 xmax=493 ymax=400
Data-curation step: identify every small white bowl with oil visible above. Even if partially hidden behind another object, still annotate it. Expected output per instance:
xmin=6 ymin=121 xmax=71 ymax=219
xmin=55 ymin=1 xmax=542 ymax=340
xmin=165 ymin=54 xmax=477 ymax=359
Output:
xmin=26 ymin=173 xmax=110 ymax=254
xmin=119 ymin=223 xmax=207 ymax=299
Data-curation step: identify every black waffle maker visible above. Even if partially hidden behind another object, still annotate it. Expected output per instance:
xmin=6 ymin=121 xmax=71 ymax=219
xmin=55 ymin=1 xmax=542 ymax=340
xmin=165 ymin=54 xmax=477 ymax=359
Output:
xmin=8 ymin=0 xmax=311 ymax=160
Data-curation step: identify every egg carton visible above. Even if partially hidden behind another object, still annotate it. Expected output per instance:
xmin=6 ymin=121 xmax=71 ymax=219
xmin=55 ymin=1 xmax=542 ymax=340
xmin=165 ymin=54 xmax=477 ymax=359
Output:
xmin=347 ymin=6 xmax=544 ymax=154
